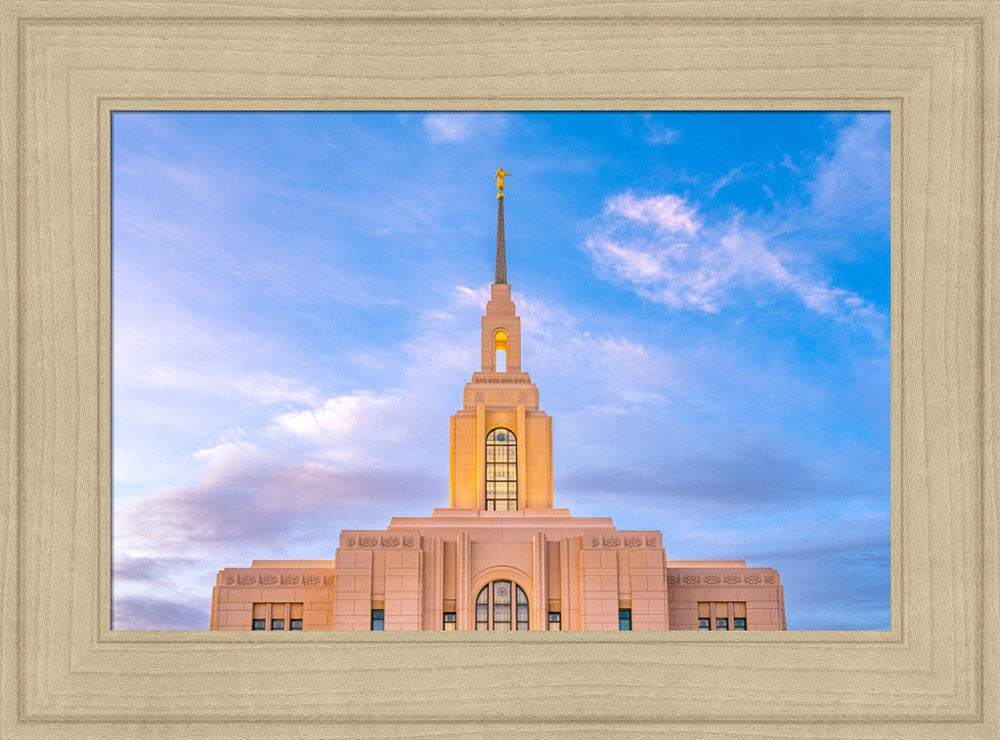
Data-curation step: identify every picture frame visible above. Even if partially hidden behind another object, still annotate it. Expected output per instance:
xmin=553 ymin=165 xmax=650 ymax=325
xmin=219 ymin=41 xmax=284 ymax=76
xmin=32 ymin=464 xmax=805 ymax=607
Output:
xmin=1 ymin=1 xmax=996 ymax=738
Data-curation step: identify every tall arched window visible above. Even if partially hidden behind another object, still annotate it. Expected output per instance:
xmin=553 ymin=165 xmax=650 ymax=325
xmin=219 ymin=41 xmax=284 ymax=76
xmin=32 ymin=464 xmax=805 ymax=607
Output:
xmin=475 ymin=580 xmax=529 ymax=631
xmin=485 ymin=428 xmax=517 ymax=511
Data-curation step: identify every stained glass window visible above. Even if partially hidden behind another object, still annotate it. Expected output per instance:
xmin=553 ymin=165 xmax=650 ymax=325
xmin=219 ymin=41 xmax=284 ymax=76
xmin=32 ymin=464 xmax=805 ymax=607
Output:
xmin=475 ymin=587 xmax=489 ymax=630
xmin=485 ymin=428 xmax=517 ymax=511
xmin=371 ymin=609 xmax=384 ymax=631
xmin=515 ymin=585 xmax=529 ymax=631
xmin=474 ymin=580 xmax=529 ymax=631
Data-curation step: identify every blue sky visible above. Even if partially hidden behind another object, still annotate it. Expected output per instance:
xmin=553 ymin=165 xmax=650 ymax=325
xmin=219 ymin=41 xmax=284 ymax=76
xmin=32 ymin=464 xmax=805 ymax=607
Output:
xmin=112 ymin=111 xmax=890 ymax=631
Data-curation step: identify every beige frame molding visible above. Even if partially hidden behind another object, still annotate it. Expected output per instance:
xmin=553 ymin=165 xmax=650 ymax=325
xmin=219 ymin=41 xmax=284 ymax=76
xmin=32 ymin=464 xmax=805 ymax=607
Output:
xmin=1 ymin=1 xmax=996 ymax=738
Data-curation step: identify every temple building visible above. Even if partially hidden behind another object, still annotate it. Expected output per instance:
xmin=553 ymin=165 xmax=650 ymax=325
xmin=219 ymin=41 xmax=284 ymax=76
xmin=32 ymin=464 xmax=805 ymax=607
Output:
xmin=209 ymin=169 xmax=787 ymax=633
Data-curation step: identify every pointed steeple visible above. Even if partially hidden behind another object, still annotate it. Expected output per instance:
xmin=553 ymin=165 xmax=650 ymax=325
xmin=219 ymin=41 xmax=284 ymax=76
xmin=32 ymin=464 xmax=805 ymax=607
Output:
xmin=495 ymin=196 xmax=506 ymax=284
xmin=494 ymin=167 xmax=510 ymax=284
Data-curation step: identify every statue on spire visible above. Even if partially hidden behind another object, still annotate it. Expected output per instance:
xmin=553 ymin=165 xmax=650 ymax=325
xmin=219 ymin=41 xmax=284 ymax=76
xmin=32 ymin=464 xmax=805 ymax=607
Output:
xmin=494 ymin=168 xmax=508 ymax=284
xmin=495 ymin=167 xmax=511 ymax=199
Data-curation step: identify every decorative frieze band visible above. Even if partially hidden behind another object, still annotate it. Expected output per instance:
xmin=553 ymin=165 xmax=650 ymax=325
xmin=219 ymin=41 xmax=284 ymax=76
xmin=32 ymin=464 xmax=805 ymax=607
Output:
xmin=471 ymin=372 xmax=530 ymax=384
xmin=342 ymin=532 xmax=419 ymax=549
xmin=665 ymin=571 xmax=779 ymax=586
xmin=584 ymin=532 xmax=660 ymax=549
xmin=224 ymin=571 xmax=335 ymax=587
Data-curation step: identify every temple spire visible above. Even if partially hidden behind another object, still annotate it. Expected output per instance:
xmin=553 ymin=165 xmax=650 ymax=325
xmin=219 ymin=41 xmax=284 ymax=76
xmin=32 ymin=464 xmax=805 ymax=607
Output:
xmin=494 ymin=167 xmax=510 ymax=284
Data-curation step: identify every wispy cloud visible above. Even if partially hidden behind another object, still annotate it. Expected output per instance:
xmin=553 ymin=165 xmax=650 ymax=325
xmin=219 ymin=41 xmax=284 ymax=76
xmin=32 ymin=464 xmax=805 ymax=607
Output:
xmin=708 ymin=163 xmax=750 ymax=197
xmin=605 ymin=192 xmax=701 ymax=235
xmin=422 ymin=113 xmax=500 ymax=143
xmin=779 ymin=152 xmax=801 ymax=175
xmin=642 ymin=115 xmax=681 ymax=145
xmin=584 ymin=191 xmax=882 ymax=328
xmin=810 ymin=114 xmax=890 ymax=217
xmin=114 ymin=597 xmax=209 ymax=631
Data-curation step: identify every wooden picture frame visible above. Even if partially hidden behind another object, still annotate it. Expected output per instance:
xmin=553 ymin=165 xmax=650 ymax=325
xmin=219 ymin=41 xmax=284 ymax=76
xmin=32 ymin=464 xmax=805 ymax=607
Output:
xmin=2 ymin=1 xmax=996 ymax=737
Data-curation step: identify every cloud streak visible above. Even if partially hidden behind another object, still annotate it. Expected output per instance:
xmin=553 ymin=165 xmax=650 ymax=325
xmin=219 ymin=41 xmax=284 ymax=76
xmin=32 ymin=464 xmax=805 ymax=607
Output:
xmin=585 ymin=193 xmax=882 ymax=328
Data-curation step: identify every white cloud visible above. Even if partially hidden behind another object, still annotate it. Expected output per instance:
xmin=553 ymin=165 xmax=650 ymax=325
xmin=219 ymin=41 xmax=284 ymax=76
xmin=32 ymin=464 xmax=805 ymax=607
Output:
xmin=585 ymin=192 xmax=882 ymax=325
xmin=275 ymin=391 xmax=400 ymax=446
xmin=810 ymin=114 xmax=890 ymax=217
xmin=605 ymin=192 xmax=700 ymax=236
xmin=423 ymin=113 xmax=475 ymax=143
xmin=453 ymin=283 xmax=491 ymax=307
xmin=644 ymin=121 xmax=680 ymax=145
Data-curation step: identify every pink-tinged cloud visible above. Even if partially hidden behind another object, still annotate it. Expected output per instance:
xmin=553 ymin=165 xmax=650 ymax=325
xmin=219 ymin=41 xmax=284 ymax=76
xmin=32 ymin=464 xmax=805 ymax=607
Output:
xmin=114 ymin=597 xmax=208 ymax=631
xmin=119 ymin=459 xmax=441 ymax=552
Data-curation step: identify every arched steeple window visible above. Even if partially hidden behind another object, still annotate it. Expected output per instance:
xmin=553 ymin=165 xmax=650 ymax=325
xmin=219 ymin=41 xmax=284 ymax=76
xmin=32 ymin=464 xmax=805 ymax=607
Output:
xmin=493 ymin=329 xmax=508 ymax=372
xmin=485 ymin=428 xmax=517 ymax=511
xmin=475 ymin=580 xmax=529 ymax=630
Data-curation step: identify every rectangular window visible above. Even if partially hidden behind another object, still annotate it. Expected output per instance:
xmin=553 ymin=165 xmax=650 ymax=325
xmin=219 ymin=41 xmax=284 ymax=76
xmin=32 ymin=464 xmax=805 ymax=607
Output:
xmin=697 ymin=602 xmax=747 ymax=630
xmin=548 ymin=612 xmax=561 ymax=631
xmin=371 ymin=609 xmax=385 ymax=631
xmin=443 ymin=612 xmax=456 ymax=631
xmin=619 ymin=608 xmax=632 ymax=631
xmin=252 ymin=602 xmax=303 ymax=631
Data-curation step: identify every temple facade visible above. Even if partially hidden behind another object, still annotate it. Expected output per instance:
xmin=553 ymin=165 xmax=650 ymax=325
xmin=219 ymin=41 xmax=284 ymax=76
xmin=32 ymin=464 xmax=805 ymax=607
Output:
xmin=209 ymin=170 xmax=786 ymax=633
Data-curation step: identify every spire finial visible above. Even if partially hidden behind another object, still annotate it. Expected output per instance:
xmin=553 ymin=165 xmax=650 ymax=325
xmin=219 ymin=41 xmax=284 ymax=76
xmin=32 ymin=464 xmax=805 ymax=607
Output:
xmin=495 ymin=167 xmax=511 ymax=199
xmin=494 ymin=168 xmax=509 ymax=284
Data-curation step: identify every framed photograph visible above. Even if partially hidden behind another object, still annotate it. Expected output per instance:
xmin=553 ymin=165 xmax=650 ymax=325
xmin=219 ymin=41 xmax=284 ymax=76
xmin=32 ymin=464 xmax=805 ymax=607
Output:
xmin=110 ymin=109 xmax=888 ymax=637
xmin=2 ymin=2 xmax=996 ymax=738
